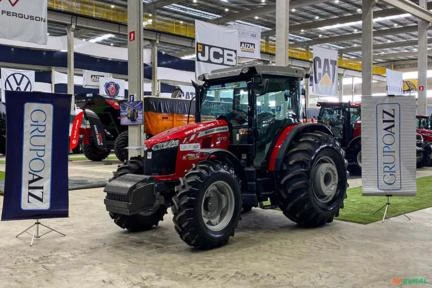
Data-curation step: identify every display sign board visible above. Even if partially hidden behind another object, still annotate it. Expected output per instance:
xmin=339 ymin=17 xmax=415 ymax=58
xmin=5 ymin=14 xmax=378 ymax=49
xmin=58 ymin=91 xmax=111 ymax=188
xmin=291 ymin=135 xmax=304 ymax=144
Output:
xmin=195 ymin=20 xmax=238 ymax=78
xmin=311 ymin=46 xmax=338 ymax=97
xmin=232 ymin=23 xmax=261 ymax=59
xmin=120 ymin=101 xmax=143 ymax=126
xmin=83 ymin=70 xmax=112 ymax=88
xmin=1 ymin=68 xmax=35 ymax=103
xmin=362 ymin=96 xmax=416 ymax=196
xmin=386 ymin=69 xmax=403 ymax=96
xmin=0 ymin=0 xmax=48 ymax=44
xmin=1 ymin=91 xmax=70 ymax=220
xmin=99 ymin=77 xmax=126 ymax=99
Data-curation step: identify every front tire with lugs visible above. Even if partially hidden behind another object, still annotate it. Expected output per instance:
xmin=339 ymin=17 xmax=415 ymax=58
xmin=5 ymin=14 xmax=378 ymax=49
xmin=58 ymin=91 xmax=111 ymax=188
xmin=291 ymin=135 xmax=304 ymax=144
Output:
xmin=172 ymin=160 xmax=242 ymax=249
xmin=278 ymin=131 xmax=347 ymax=227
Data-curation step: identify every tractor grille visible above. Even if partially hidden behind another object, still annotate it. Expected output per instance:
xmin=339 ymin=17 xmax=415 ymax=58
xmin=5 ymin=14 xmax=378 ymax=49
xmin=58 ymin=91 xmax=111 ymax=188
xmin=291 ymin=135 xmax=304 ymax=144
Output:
xmin=106 ymin=193 xmax=129 ymax=202
xmin=143 ymin=147 xmax=177 ymax=175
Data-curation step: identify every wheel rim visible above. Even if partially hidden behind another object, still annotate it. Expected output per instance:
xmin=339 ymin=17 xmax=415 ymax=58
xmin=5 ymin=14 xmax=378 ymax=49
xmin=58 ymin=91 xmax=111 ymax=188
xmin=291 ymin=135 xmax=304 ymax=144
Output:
xmin=357 ymin=150 xmax=362 ymax=168
xmin=201 ymin=181 xmax=235 ymax=232
xmin=312 ymin=156 xmax=339 ymax=204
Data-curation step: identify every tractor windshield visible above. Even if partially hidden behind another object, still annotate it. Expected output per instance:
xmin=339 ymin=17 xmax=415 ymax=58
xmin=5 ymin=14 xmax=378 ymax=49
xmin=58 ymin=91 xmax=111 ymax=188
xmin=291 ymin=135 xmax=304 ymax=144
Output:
xmin=417 ymin=117 xmax=431 ymax=129
xmin=201 ymin=80 xmax=249 ymax=124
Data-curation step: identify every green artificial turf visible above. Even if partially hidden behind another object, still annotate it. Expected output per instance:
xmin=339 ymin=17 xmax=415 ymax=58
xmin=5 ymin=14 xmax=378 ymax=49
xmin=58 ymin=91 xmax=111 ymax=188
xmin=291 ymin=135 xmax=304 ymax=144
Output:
xmin=337 ymin=176 xmax=432 ymax=224
xmin=0 ymin=171 xmax=4 ymax=181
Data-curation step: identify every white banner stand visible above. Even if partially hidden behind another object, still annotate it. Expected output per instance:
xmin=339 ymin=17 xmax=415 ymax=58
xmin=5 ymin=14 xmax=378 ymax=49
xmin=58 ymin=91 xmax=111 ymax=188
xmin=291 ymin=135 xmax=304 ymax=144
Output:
xmin=16 ymin=219 xmax=65 ymax=246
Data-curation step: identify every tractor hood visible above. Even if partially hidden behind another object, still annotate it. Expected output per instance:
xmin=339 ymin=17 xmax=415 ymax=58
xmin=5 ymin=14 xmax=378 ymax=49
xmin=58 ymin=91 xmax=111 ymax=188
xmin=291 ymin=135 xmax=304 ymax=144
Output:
xmin=144 ymin=120 xmax=229 ymax=150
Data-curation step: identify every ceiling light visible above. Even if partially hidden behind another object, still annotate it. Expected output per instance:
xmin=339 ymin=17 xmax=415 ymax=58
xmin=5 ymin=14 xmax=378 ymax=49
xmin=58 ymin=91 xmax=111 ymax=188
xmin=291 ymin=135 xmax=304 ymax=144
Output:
xmin=193 ymin=0 xmax=197 ymax=2
xmin=357 ymin=8 xmax=362 ymax=13
xmin=88 ymin=34 xmax=115 ymax=43
xmin=261 ymin=0 xmax=266 ymax=2
xmin=254 ymin=16 xmax=259 ymax=20
xmin=291 ymin=8 xmax=296 ymax=12
xmin=60 ymin=49 xmax=67 ymax=52
xmin=181 ymin=54 xmax=196 ymax=60
xmin=149 ymin=13 xmax=153 ymax=17
xmin=319 ymin=34 xmax=323 ymax=38
xmin=110 ymin=4 xmax=115 ymax=8
xmin=180 ymin=20 xmax=184 ymax=24
xmin=315 ymin=15 xmax=320 ymax=20
xmin=319 ymin=13 xmax=410 ymax=30
xmin=110 ymin=43 xmax=114 ymax=46
xmin=354 ymin=29 xmax=358 ymax=33
xmin=353 ymin=43 xmax=357 ymax=47
xmin=334 ymin=0 xmax=339 ymax=3
xmin=300 ymin=29 xmax=305 ymax=33
xmin=165 ymin=4 xmax=220 ymax=20
xmin=393 ymin=23 xmax=398 ymax=27
xmin=387 ymin=39 xmax=392 ymax=43
xmin=225 ymin=8 xmax=229 ymax=12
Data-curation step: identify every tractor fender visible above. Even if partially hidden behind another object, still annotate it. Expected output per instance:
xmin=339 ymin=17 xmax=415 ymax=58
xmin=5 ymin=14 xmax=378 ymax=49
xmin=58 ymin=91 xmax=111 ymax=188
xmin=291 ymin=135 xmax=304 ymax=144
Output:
xmin=347 ymin=136 xmax=361 ymax=152
xmin=199 ymin=148 xmax=246 ymax=187
xmin=83 ymin=109 xmax=106 ymax=149
xmin=268 ymin=123 xmax=334 ymax=172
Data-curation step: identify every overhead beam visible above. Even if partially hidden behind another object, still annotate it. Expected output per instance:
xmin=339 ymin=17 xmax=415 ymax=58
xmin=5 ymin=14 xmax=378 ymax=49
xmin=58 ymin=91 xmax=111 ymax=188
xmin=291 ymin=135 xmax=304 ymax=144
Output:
xmin=342 ymin=38 xmax=432 ymax=53
xmin=48 ymin=10 xmax=194 ymax=48
xmin=381 ymin=0 xmax=432 ymax=22
xmin=373 ymin=50 xmax=432 ymax=61
xmin=295 ymin=25 xmax=418 ymax=46
xmin=145 ymin=0 xmax=177 ymax=11
xmin=211 ymin=0 xmax=320 ymax=25
xmin=263 ymin=3 xmax=432 ymax=37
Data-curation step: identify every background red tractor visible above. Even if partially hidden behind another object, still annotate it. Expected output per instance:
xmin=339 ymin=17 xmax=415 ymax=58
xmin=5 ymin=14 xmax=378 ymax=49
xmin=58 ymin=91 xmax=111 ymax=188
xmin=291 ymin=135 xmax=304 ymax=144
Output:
xmin=103 ymin=65 xmax=348 ymax=249
xmin=317 ymin=102 xmax=362 ymax=175
xmin=416 ymin=115 xmax=432 ymax=166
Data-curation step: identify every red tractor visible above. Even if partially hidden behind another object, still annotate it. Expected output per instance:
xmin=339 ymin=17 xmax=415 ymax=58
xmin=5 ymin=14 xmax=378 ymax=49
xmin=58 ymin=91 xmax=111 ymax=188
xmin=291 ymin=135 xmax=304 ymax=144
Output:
xmin=104 ymin=65 xmax=348 ymax=249
xmin=317 ymin=102 xmax=362 ymax=175
xmin=416 ymin=115 xmax=432 ymax=166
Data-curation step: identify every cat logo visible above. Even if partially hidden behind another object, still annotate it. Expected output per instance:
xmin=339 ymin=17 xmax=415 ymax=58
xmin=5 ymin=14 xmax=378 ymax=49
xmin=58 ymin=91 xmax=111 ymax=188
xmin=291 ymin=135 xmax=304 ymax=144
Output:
xmin=313 ymin=56 xmax=337 ymax=87
xmin=196 ymin=42 xmax=237 ymax=66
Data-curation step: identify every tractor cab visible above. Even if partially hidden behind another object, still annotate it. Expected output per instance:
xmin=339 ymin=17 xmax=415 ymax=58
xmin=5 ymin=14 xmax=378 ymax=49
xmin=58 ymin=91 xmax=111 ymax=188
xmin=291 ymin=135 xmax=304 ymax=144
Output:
xmin=317 ymin=102 xmax=361 ymax=148
xmin=195 ymin=65 xmax=302 ymax=169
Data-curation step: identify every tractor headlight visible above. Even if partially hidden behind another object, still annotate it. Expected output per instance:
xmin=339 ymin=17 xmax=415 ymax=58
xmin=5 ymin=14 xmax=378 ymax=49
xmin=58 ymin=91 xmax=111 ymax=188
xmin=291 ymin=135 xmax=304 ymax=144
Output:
xmin=152 ymin=139 xmax=179 ymax=151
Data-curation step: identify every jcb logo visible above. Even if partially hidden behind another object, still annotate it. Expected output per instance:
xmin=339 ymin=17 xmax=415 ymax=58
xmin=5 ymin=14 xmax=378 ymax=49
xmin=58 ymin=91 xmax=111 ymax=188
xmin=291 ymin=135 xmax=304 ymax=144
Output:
xmin=196 ymin=42 xmax=237 ymax=66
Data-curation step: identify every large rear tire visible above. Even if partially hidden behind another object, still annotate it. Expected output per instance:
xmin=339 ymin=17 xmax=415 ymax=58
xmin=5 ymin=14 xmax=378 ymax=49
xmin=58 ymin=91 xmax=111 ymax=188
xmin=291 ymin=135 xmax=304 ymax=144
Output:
xmin=114 ymin=131 xmax=128 ymax=162
xmin=172 ymin=160 xmax=242 ymax=249
xmin=109 ymin=156 xmax=167 ymax=232
xmin=83 ymin=143 xmax=110 ymax=161
xmin=278 ymin=131 xmax=347 ymax=227
xmin=346 ymin=141 xmax=361 ymax=175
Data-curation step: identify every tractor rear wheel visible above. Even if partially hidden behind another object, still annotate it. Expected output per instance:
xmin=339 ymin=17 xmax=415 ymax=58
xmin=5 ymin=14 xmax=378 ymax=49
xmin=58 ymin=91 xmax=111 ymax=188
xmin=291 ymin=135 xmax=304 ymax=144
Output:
xmin=109 ymin=156 xmax=167 ymax=232
xmin=278 ymin=131 xmax=347 ymax=227
xmin=172 ymin=160 xmax=242 ymax=249
xmin=114 ymin=131 xmax=128 ymax=162
xmin=347 ymin=141 xmax=362 ymax=175
xmin=83 ymin=143 xmax=110 ymax=161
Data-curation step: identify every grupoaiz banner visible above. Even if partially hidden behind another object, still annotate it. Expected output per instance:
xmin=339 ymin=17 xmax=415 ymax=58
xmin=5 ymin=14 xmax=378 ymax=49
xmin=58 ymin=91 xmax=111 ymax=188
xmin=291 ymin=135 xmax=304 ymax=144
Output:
xmin=1 ymin=68 xmax=35 ymax=103
xmin=362 ymin=96 xmax=416 ymax=196
xmin=1 ymin=91 xmax=71 ymax=220
xmin=312 ymin=45 xmax=338 ymax=97
xmin=195 ymin=20 xmax=238 ymax=78
xmin=0 ymin=0 xmax=48 ymax=45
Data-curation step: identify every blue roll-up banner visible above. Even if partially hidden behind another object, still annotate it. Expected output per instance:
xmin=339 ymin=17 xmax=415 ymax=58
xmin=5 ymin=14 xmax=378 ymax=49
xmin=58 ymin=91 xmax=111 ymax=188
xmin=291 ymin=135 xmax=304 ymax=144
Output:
xmin=1 ymin=91 xmax=71 ymax=221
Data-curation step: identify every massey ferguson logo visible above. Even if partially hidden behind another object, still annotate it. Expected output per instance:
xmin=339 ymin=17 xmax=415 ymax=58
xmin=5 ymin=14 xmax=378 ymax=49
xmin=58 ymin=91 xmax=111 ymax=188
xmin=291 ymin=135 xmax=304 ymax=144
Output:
xmin=240 ymin=42 xmax=256 ymax=53
xmin=104 ymin=81 xmax=120 ymax=98
xmin=0 ymin=0 xmax=20 ymax=7
xmin=5 ymin=73 xmax=32 ymax=92
xmin=196 ymin=42 xmax=237 ymax=66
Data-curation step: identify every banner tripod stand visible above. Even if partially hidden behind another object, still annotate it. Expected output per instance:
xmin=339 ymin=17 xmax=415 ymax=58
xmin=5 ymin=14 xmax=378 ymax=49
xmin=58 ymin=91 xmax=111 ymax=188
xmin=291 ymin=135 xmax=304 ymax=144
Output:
xmin=16 ymin=219 xmax=66 ymax=246
xmin=372 ymin=195 xmax=411 ymax=222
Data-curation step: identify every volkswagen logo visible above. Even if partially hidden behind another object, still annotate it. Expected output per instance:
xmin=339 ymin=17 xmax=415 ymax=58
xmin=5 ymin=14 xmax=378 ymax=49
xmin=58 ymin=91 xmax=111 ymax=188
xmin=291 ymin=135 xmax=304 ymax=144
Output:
xmin=5 ymin=73 xmax=32 ymax=92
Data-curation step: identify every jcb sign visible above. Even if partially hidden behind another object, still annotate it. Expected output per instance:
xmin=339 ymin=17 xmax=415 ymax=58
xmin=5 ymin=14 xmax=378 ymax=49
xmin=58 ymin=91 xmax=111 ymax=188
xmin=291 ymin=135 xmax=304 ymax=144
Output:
xmin=196 ymin=42 xmax=237 ymax=66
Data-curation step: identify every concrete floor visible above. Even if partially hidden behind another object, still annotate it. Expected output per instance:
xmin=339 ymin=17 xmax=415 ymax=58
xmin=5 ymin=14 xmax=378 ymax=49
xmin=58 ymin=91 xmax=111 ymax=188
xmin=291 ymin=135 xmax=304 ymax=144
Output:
xmin=0 ymin=160 xmax=431 ymax=288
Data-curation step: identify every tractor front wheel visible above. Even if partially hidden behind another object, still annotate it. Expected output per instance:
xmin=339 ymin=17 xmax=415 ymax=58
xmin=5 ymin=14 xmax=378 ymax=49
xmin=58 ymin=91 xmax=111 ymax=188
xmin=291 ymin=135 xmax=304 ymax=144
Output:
xmin=114 ymin=131 xmax=128 ymax=162
xmin=172 ymin=160 xmax=242 ymax=249
xmin=108 ymin=156 xmax=167 ymax=232
xmin=83 ymin=143 xmax=110 ymax=161
xmin=278 ymin=132 xmax=347 ymax=227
